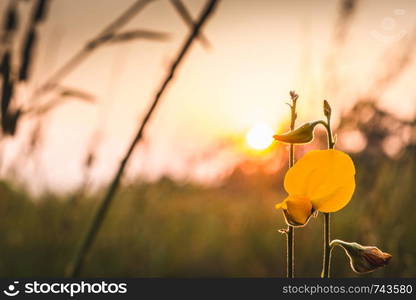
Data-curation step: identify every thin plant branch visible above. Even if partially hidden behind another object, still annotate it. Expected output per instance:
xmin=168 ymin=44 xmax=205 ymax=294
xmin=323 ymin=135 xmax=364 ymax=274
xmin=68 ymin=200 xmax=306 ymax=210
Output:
xmin=19 ymin=0 xmax=50 ymax=81
xmin=67 ymin=0 xmax=220 ymax=278
xmin=30 ymin=0 xmax=155 ymax=99
xmin=170 ymin=0 xmax=211 ymax=49
xmin=1 ymin=0 xmax=19 ymax=135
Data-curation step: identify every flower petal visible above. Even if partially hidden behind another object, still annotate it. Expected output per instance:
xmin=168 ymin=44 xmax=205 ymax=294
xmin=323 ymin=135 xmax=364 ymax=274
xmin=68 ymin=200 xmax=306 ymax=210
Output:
xmin=284 ymin=149 xmax=355 ymax=212
xmin=276 ymin=195 xmax=313 ymax=226
xmin=312 ymin=175 xmax=355 ymax=212
xmin=275 ymin=200 xmax=287 ymax=210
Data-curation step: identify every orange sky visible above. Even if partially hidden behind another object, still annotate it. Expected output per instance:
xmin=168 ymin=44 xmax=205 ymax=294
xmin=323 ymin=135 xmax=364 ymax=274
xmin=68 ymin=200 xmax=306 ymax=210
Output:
xmin=1 ymin=0 xmax=416 ymax=193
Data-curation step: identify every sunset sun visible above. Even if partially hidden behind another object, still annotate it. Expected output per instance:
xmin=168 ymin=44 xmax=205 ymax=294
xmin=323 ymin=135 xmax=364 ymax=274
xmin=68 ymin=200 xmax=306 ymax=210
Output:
xmin=246 ymin=123 xmax=274 ymax=150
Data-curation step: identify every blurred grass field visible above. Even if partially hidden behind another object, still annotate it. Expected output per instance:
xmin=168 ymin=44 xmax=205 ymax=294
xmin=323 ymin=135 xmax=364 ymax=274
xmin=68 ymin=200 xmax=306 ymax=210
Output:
xmin=1 ymin=0 xmax=416 ymax=279
xmin=1 ymin=144 xmax=414 ymax=277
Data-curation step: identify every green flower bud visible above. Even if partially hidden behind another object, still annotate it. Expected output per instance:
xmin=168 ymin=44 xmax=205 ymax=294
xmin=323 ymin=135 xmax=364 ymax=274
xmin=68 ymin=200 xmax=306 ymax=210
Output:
xmin=273 ymin=121 xmax=320 ymax=144
xmin=331 ymin=239 xmax=392 ymax=274
xmin=323 ymin=100 xmax=331 ymax=119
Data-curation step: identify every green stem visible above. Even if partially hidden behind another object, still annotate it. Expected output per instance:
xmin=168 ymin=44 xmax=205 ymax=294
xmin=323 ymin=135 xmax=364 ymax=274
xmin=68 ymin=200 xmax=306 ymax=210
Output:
xmin=286 ymin=143 xmax=295 ymax=278
xmin=322 ymin=212 xmax=331 ymax=278
xmin=287 ymin=224 xmax=294 ymax=278
xmin=321 ymin=114 xmax=334 ymax=278
xmin=286 ymin=94 xmax=297 ymax=278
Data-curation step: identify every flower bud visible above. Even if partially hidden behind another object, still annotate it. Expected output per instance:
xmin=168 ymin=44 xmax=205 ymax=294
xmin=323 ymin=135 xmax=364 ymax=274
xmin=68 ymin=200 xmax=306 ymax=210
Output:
xmin=273 ymin=121 xmax=319 ymax=144
xmin=331 ymin=239 xmax=392 ymax=274
xmin=323 ymin=100 xmax=331 ymax=119
xmin=289 ymin=90 xmax=299 ymax=102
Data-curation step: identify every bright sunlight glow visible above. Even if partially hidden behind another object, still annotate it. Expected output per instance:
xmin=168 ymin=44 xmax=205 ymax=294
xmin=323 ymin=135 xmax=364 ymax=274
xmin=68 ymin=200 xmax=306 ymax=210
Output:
xmin=246 ymin=123 xmax=274 ymax=150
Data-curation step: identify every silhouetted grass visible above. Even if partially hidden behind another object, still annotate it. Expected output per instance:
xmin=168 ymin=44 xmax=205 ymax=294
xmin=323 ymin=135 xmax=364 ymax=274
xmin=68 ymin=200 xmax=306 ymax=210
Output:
xmin=67 ymin=0 xmax=220 ymax=277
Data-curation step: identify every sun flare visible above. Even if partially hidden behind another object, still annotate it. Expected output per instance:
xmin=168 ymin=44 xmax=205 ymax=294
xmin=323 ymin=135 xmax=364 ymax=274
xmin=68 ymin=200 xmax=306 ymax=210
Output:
xmin=246 ymin=123 xmax=274 ymax=150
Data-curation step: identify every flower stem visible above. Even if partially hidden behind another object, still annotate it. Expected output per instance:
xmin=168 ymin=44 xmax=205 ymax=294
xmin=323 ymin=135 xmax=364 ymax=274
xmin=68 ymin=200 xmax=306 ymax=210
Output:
xmin=286 ymin=91 xmax=298 ymax=278
xmin=321 ymin=106 xmax=335 ymax=278
xmin=287 ymin=222 xmax=294 ymax=278
xmin=322 ymin=212 xmax=331 ymax=278
xmin=287 ymin=143 xmax=295 ymax=278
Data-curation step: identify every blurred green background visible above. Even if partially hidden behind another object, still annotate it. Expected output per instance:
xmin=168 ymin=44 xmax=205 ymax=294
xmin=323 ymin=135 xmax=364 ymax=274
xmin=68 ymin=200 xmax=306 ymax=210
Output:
xmin=1 ymin=113 xmax=415 ymax=277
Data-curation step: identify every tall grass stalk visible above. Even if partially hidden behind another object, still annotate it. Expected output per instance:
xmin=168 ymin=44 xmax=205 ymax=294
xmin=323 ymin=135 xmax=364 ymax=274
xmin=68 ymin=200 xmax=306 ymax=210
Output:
xmin=170 ymin=0 xmax=211 ymax=49
xmin=67 ymin=0 xmax=219 ymax=277
xmin=1 ymin=1 xmax=19 ymax=135
xmin=19 ymin=0 xmax=49 ymax=81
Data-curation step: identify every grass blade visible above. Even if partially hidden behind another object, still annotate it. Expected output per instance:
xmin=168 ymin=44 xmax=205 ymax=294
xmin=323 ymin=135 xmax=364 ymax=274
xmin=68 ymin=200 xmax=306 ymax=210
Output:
xmin=67 ymin=0 xmax=220 ymax=278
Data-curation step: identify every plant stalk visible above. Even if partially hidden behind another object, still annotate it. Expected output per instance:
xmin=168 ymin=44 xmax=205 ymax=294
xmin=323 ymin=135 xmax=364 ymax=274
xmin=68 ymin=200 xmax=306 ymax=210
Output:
xmin=31 ymin=0 xmax=154 ymax=100
xmin=286 ymin=92 xmax=298 ymax=278
xmin=322 ymin=212 xmax=331 ymax=278
xmin=321 ymin=109 xmax=335 ymax=278
xmin=66 ymin=0 xmax=219 ymax=277
xmin=287 ymin=143 xmax=295 ymax=278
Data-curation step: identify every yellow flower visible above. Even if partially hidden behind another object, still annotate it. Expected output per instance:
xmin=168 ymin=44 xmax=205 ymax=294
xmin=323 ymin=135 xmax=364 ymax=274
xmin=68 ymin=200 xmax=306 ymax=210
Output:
xmin=276 ymin=149 xmax=356 ymax=226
